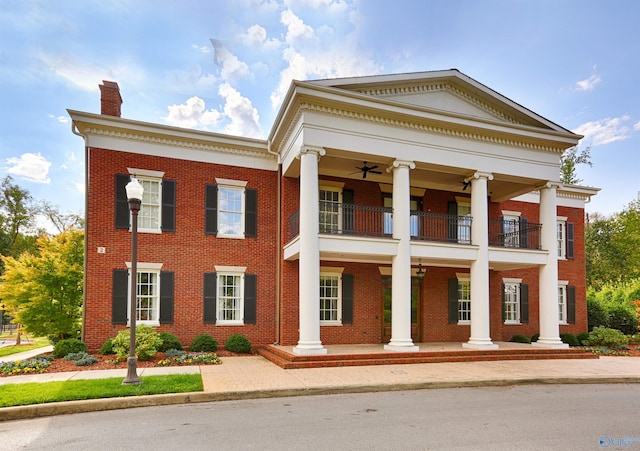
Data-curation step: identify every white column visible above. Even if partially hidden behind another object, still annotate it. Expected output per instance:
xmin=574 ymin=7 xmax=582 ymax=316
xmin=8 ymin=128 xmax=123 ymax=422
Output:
xmin=385 ymin=160 xmax=419 ymax=352
xmin=533 ymin=182 xmax=568 ymax=348
xmin=463 ymin=171 xmax=498 ymax=350
xmin=293 ymin=146 xmax=327 ymax=355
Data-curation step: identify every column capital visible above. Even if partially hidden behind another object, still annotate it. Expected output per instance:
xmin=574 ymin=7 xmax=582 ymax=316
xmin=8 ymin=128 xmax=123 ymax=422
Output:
xmin=297 ymin=145 xmax=325 ymax=159
xmin=386 ymin=160 xmax=415 ymax=172
xmin=465 ymin=171 xmax=493 ymax=183
xmin=537 ymin=181 xmax=563 ymax=191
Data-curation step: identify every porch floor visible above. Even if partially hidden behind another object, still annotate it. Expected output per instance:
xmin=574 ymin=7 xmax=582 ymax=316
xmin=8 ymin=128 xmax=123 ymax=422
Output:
xmin=257 ymin=342 xmax=597 ymax=369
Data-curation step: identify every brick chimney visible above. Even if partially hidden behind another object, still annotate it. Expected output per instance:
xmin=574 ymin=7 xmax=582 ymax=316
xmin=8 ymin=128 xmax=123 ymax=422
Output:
xmin=99 ymin=80 xmax=122 ymax=117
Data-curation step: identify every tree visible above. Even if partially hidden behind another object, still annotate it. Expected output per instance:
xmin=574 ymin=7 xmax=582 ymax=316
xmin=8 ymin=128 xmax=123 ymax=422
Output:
xmin=0 ymin=229 xmax=84 ymax=341
xmin=40 ymin=201 xmax=84 ymax=234
xmin=560 ymin=146 xmax=592 ymax=185
xmin=0 ymin=176 xmax=41 ymax=262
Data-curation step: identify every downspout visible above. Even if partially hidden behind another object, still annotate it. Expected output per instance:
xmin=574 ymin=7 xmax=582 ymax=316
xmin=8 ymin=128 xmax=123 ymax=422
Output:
xmin=71 ymin=121 xmax=88 ymax=343
xmin=267 ymin=139 xmax=282 ymax=344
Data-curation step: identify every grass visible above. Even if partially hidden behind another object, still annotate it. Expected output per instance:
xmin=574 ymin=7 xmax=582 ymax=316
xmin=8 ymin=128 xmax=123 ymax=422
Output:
xmin=0 ymin=374 xmax=203 ymax=407
xmin=0 ymin=337 xmax=51 ymax=358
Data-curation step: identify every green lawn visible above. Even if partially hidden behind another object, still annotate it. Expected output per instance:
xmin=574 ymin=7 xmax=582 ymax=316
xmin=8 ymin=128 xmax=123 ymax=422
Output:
xmin=0 ymin=374 xmax=203 ymax=407
xmin=0 ymin=337 xmax=51 ymax=358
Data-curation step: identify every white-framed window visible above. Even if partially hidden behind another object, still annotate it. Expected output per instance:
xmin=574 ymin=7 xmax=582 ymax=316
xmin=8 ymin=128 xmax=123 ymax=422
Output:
xmin=503 ymin=282 xmax=521 ymax=324
xmin=558 ymin=282 xmax=568 ymax=324
xmin=457 ymin=277 xmax=471 ymax=324
xmin=137 ymin=177 xmax=162 ymax=232
xmin=217 ymin=272 xmax=244 ymax=325
xmin=218 ymin=186 xmax=245 ymax=238
xmin=458 ymin=201 xmax=472 ymax=244
xmin=383 ymin=197 xmax=419 ymax=236
xmin=320 ymin=272 xmax=342 ymax=324
xmin=502 ymin=211 xmax=521 ymax=248
xmin=557 ymin=217 xmax=567 ymax=259
xmin=126 ymin=262 xmax=163 ymax=326
xmin=319 ymin=187 xmax=341 ymax=233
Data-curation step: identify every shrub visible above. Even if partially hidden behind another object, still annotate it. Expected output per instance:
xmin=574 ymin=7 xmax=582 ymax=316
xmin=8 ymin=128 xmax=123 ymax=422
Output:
xmin=531 ymin=333 xmax=540 ymax=343
xmin=64 ymin=352 xmax=90 ymax=361
xmin=0 ymin=358 xmax=51 ymax=376
xmin=588 ymin=326 xmax=629 ymax=348
xmin=576 ymin=332 xmax=590 ymax=346
xmin=158 ymin=332 xmax=183 ymax=352
xmin=99 ymin=338 xmax=115 ymax=355
xmin=560 ymin=333 xmax=579 ymax=347
xmin=189 ymin=334 xmax=218 ymax=352
xmin=225 ymin=334 xmax=252 ymax=353
xmin=165 ymin=348 xmax=186 ymax=358
xmin=112 ymin=324 xmax=162 ymax=361
xmin=509 ymin=334 xmax=531 ymax=344
xmin=52 ymin=338 xmax=87 ymax=359
xmin=75 ymin=355 xmax=98 ymax=366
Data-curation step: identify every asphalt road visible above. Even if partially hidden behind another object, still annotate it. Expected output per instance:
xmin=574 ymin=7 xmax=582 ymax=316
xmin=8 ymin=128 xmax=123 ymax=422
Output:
xmin=2 ymin=383 xmax=639 ymax=450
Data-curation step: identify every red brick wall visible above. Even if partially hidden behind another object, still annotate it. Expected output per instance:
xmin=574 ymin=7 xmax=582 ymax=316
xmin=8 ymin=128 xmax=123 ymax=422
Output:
xmin=85 ymin=147 xmax=278 ymax=352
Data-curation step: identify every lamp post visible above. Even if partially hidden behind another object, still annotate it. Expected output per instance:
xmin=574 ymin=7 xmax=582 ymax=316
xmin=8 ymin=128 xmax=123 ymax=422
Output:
xmin=122 ymin=177 xmax=143 ymax=385
xmin=416 ymin=259 xmax=425 ymax=284
xmin=0 ymin=303 xmax=4 ymax=334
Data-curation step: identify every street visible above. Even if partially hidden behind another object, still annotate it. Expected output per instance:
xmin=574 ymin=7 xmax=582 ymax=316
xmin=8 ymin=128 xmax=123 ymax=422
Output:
xmin=1 ymin=383 xmax=639 ymax=450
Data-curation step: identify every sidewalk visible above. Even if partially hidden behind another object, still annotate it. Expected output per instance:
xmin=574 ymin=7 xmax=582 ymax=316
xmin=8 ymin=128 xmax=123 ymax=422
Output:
xmin=2 ymin=348 xmax=640 ymax=421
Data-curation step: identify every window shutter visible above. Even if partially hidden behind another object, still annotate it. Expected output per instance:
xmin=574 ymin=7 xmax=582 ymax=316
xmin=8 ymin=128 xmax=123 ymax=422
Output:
xmin=161 ymin=180 xmax=176 ymax=232
xmin=448 ymin=278 xmax=458 ymax=323
xmin=447 ymin=202 xmax=458 ymax=242
xmin=244 ymin=274 xmax=257 ymax=324
xmin=115 ymin=174 xmax=130 ymax=229
xmin=567 ymin=285 xmax=576 ymax=324
xmin=566 ymin=222 xmax=575 ymax=259
xmin=112 ymin=269 xmax=128 ymax=324
xmin=519 ymin=217 xmax=529 ymax=249
xmin=521 ymin=284 xmax=529 ymax=323
xmin=203 ymin=272 xmax=217 ymax=323
xmin=205 ymin=184 xmax=218 ymax=235
xmin=342 ymin=274 xmax=354 ymax=324
xmin=245 ymin=188 xmax=257 ymax=238
xmin=499 ymin=216 xmax=505 ymax=246
xmin=342 ymin=189 xmax=354 ymax=234
xmin=159 ymin=271 xmax=174 ymax=324
xmin=501 ymin=283 xmax=506 ymax=322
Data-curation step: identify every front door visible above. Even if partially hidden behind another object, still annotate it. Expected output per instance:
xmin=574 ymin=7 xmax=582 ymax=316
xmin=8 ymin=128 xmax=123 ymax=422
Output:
xmin=382 ymin=276 xmax=421 ymax=343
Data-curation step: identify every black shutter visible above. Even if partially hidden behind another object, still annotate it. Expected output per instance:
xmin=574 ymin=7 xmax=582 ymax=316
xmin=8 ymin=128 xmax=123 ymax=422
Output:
xmin=342 ymin=189 xmax=354 ymax=234
xmin=448 ymin=278 xmax=458 ymax=323
xmin=499 ymin=216 xmax=505 ymax=246
xmin=112 ymin=269 xmax=128 ymax=324
xmin=115 ymin=174 xmax=130 ymax=229
xmin=245 ymin=188 xmax=257 ymax=238
xmin=567 ymin=285 xmax=576 ymax=324
xmin=566 ymin=222 xmax=575 ymax=259
xmin=203 ymin=272 xmax=217 ymax=323
xmin=447 ymin=201 xmax=458 ymax=242
xmin=205 ymin=184 xmax=218 ymax=235
xmin=501 ymin=284 xmax=506 ymax=322
xmin=519 ymin=217 xmax=529 ymax=249
xmin=244 ymin=274 xmax=257 ymax=324
xmin=342 ymin=274 xmax=354 ymax=324
xmin=521 ymin=284 xmax=529 ymax=323
xmin=161 ymin=180 xmax=176 ymax=232
xmin=159 ymin=271 xmax=174 ymax=324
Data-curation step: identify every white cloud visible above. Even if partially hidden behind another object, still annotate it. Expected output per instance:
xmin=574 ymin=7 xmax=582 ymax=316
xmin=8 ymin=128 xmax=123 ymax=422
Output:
xmin=5 ymin=153 xmax=52 ymax=184
xmin=219 ymin=83 xmax=262 ymax=139
xmin=239 ymin=24 xmax=281 ymax=51
xmin=575 ymin=73 xmax=602 ymax=92
xmin=281 ymin=9 xmax=315 ymax=44
xmin=210 ymin=39 xmax=252 ymax=83
xmin=573 ymin=115 xmax=634 ymax=146
xmin=162 ymin=96 xmax=221 ymax=129
xmin=49 ymin=114 xmax=68 ymax=123
xmin=634 ymin=121 xmax=640 ymax=131
xmin=193 ymin=44 xmax=211 ymax=54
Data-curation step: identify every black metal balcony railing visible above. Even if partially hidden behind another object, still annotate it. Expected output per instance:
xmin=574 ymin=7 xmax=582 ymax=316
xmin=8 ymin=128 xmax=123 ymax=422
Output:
xmin=288 ymin=203 xmax=543 ymax=250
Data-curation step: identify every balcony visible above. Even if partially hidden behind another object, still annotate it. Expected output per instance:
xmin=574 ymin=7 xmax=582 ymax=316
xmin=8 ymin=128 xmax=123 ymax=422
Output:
xmin=288 ymin=202 xmax=542 ymax=251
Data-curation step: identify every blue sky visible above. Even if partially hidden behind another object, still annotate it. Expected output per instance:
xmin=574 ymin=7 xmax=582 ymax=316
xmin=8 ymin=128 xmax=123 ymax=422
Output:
xmin=1 ymin=0 xmax=639 ymax=228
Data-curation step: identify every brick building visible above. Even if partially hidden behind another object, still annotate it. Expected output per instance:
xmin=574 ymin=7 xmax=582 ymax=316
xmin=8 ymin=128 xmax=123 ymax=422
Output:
xmin=69 ymin=70 xmax=598 ymax=354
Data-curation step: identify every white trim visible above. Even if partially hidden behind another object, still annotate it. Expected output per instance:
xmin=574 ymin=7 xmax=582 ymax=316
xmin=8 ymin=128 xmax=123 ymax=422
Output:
xmin=501 ymin=210 xmax=521 ymax=217
xmin=455 ymin=196 xmax=471 ymax=205
xmin=215 ymin=178 xmax=248 ymax=187
xmin=216 ymin=272 xmax=245 ymax=325
xmin=378 ymin=266 xmax=392 ymax=276
xmin=126 ymin=262 xmax=163 ymax=270
xmin=214 ymin=265 xmax=247 ymax=272
xmin=558 ymin=280 xmax=569 ymax=286
xmin=320 ymin=266 xmax=344 ymax=273
xmin=127 ymin=167 xmax=165 ymax=178
xmin=319 ymin=180 xmax=345 ymax=189
xmin=557 ymin=215 xmax=568 ymax=221
xmin=456 ymin=272 xmax=470 ymax=281
xmin=319 ymin=271 xmax=342 ymax=326
xmin=502 ymin=277 xmax=523 ymax=284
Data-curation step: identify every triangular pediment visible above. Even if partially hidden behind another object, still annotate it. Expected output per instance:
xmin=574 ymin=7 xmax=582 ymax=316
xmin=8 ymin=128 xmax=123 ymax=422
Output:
xmin=306 ymin=69 xmax=569 ymax=133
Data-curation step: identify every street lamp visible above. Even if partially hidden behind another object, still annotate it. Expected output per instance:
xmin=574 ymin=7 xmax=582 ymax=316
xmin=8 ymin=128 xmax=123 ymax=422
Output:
xmin=122 ymin=176 xmax=143 ymax=386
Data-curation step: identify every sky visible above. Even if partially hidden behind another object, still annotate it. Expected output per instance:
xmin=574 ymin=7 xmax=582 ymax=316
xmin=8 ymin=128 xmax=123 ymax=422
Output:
xmin=1 ymin=0 xmax=639 ymax=231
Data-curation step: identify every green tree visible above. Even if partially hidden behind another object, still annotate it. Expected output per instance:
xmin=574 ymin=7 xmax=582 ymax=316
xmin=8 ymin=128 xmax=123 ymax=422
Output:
xmin=560 ymin=146 xmax=592 ymax=185
xmin=0 ymin=229 xmax=84 ymax=341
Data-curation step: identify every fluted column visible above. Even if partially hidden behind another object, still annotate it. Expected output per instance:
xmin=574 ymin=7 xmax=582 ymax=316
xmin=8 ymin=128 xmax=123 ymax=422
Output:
xmin=463 ymin=171 xmax=498 ymax=350
xmin=533 ymin=182 xmax=568 ymax=348
xmin=385 ymin=160 xmax=419 ymax=352
xmin=293 ymin=146 xmax=327 ymax=355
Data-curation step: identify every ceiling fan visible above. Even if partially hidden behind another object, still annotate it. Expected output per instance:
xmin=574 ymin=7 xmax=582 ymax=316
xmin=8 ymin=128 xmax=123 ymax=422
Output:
xmin=351 ymin=162 xmax=382 ymax=179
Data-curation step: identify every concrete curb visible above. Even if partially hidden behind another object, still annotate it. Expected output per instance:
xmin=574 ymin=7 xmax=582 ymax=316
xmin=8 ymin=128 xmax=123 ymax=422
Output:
xmin=3 ymin=375 xmax=640 ymax=422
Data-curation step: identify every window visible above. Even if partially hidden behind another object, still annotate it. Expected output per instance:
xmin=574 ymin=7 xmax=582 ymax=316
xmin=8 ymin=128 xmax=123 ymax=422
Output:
xmin=558 ymin=284 xmax=567 ymax=324
xmin=503 ymin=213 xmax=520 ymax=248
xmin=137 ymin=177 xmax=162 ymax=232
xmin=320 ymin=273 xmax=341 ymax=323
xmin=112 ymin=266 xmax=173 ymax=326
xmin=134 ymin=270 xmax=160 ymax=323
xmin=458 ymin=279 xmax=471 ymax=323
xmin=205 ymin=180 xmax=257 ymax=238
xmin=115 ymin=171 xmax=175 ymax=233
xmin=383 ymin=196 xmax=419 ymax=236
xmin=503 ymin=283 xmax=520 ymax=323
xmin=217 ymin=273 xmax=243 ymax=324
xmin=557 ymin=220 xmax=566 ymax=259
xmin=458 ymin=202 xmax=472 ymax=244
xmin=319 ymin=188 xmax=341 ymax=233
xmin=218 ymin=186 xmax=244 ymax=237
